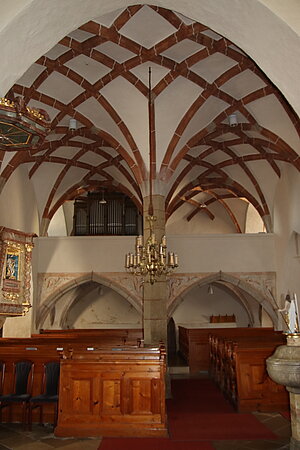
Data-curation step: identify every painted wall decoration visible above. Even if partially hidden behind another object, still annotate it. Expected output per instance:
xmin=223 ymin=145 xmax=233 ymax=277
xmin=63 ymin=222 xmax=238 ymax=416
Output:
xmin=0 ymin=227 xmax=35 ymax=316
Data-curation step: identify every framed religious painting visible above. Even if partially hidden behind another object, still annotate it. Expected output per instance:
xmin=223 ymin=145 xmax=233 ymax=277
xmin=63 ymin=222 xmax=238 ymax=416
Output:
xmin=3 ymin=246 xmax=21 ymax=290
xmin=0 ymin=227 xmax=35 ymax=316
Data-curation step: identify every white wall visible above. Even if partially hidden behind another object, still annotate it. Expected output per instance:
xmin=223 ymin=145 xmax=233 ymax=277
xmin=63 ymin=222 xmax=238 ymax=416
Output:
xmin=245 ymin=203 xmax=265 ymax=233
xmin=173 ymin=284 xmax=250 ymax=327
xmin=169 ymin=233 xmax=275 ymax=273
xmin=63 ymin=201 xmax=74 ymax=236
xmin=34 ymin=233 xmax=276 ymax=274
xmin=35 ymin=236 xmax=135 ymax=273
xmin=166 ymin=199 xmax=248 ymax=234
xmin=48 ymin=206 xmax=67 ymax=236
xmin=273 ymin=166 xmax=300 ymax=307
xmin=0 ymin=166 xmax=39 ymax=234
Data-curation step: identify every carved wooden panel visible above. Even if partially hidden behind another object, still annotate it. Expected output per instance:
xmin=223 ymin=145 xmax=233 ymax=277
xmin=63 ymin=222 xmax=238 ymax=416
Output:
xmin=122 ymin=374 xmax=161 ymax=415
xmin=101 ymin=377 xmax=121 ymax=415
xmin=56 ymin=347 xmax=167 ymax=437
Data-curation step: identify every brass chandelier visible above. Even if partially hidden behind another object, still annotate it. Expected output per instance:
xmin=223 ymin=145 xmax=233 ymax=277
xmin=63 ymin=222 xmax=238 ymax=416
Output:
xmin=125 ymin=68 xmax=178 ymax=284
xmin=125 ymin=215 xmax=178 ymax=284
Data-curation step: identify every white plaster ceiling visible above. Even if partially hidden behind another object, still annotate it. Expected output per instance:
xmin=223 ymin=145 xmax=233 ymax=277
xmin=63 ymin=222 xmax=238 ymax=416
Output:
xmin=2 ymin=4 xmax=299 ymax=234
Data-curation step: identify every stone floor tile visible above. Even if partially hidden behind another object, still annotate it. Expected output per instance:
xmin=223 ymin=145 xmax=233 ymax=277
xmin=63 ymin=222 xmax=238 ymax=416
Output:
xmin=25 ymin=429 xmax=55 ymax=440
xmin=59 ymin=440 xmax=101 ymax=450
xmin=12 ymin=442 xmax=54 ymax=450
xmin=0 ymin=429 xmax=20 ymax=440
xmin=0 ymin=433 xmax=36 ymax=449
xmin=0 ymin=434 xmax=35 ymax=449
xmin=253 ymin=412 xmax=291 ymax=438
xmin=41 ymin=438 xmax=92 ymax=448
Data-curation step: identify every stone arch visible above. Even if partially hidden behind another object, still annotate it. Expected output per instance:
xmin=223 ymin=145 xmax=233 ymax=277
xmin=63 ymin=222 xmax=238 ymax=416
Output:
xmin=36 ymin=272 xmax=142 ymax=330
xmin=1 ymin=1 xmax=300 ymax=118
xmin=168 ymin=272 xmax=279 ymax=328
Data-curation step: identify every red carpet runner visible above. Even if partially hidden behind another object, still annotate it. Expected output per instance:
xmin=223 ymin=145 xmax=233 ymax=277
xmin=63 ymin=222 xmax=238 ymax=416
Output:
xmin=100 ymin=439 xmax=214 ymax=450
xmin=99 ymin=377 xmax=277 ymax=449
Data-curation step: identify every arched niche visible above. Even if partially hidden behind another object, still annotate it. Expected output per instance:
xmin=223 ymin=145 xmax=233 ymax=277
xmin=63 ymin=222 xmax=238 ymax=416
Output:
xmin=36 ymin=272 xmax=142 ymax=330
xmin=168 ymin=272 xmax=279 ymax=329
xmin=60 ymin=281 xmax=142 ymax=329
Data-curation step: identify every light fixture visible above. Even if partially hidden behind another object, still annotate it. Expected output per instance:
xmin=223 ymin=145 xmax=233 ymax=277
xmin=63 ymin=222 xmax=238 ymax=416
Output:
xmin=228 ymin=113 xmax=238 ymax=127
xmin=125 ymin=68 xmax=178 ymax=284
xmin=69 ymin=118 xmax=77 ymax=131
xmin=99 ymin=190 xmax=107 ymax=204
xmin=208 ymin=284 xmax=214 ymax=295
xmin=0 ymin=97 xmax=50 ymax=149
xmin=125 ymin=216 xmax=178 ymax=285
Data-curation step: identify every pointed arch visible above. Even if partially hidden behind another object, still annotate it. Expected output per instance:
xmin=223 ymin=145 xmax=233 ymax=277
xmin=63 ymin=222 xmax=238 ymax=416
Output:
xmin=168 ymin=272 xmax=279 ymax=328
xmin=36 ymin=272 xmax=142 ymax=329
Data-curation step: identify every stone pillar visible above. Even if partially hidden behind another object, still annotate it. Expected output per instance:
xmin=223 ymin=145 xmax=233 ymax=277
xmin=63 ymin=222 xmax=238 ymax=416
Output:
xmin=286 ymin=335 xmax=300 ymax=450
xmin=290 ymin=391 xmax=300 ymax=449
xmin=267 ymin=334 xmax=300 ymax=450
xmin=143 ymin=194 xmax=167 ymax=346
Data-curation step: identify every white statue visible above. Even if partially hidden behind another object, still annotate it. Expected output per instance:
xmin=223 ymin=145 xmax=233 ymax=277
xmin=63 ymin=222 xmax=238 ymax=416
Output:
xmin=279 ymin=293 xmax=299 ymax=334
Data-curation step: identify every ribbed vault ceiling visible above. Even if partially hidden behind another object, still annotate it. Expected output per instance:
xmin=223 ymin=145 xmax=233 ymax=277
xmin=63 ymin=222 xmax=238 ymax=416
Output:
xmin=2 ymin=5 xmax=300 ymax=233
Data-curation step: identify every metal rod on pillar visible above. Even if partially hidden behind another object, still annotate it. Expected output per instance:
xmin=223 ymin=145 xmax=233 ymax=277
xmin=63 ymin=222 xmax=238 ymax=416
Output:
xmin=148 ymin=67 xmax=154 ymax=217
xmin=124 ymin=68 xmax=178 ymax=285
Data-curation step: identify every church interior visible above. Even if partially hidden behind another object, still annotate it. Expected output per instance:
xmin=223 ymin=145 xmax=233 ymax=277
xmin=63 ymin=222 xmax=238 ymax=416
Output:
xmin=0 ymin=1 xmax=299 ymax=449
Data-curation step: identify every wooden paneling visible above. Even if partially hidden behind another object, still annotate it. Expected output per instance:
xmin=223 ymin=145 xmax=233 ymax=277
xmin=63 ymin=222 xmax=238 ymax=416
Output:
xmin=55 ymin=346 xmax=167 ymax=437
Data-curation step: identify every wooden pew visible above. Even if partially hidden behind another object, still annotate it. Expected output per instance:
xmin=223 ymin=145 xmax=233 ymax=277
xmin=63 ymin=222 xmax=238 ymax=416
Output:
xmin=33 ymin=328 xmax=143 ymax=346
xmin=233 ymin=340 xmax=289 ymax=412
xmin=55 ymin=345 xmax=167 ymax=438
xmin=0 ymin=344 xmax=62 ymax=424
xmin=0 ymin=328 xmax=143 ymax=425
xmin=209 ymin=331 xmax=282 ymax=384
xmin=179 ymin=326 xmax=278 ymax=373
xmin=209 ymin=332 xmax=288 ymax=412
